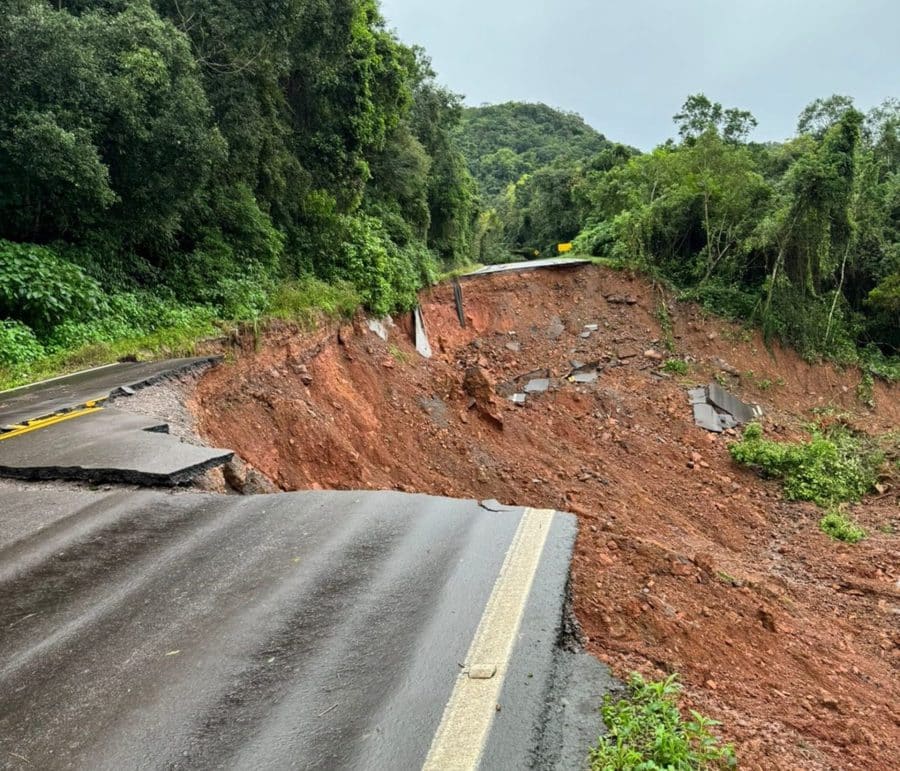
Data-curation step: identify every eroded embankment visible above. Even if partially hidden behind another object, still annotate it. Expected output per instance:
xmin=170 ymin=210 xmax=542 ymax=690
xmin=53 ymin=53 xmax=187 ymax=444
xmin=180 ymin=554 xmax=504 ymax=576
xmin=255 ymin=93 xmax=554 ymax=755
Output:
xmin=192 ymin=265 xmax=900 ymax=770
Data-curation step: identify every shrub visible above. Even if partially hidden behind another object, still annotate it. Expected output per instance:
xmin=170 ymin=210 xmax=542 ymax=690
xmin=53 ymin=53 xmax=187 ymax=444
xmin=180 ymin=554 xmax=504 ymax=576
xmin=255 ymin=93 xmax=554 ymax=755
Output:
xmin=0 ymin=320 xmax=45 ymax=366
xmin=678 ymin=282 xmax=760 ymax=322
xmin=819 ymin=511 xmax=867 ymax=544
xmin=0 ymin=240 xmax=103 ymax=335
xmin=730 ymin=423 xmax=882 ymax=507
xmin=590 ymin=673 xmax=736 ymax=770
xmin=662 ymin=358 xmax=689 ymax=375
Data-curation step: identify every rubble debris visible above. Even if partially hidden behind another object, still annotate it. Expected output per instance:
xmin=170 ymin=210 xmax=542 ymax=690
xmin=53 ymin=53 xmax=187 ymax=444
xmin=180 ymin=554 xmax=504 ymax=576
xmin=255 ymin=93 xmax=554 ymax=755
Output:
xmin=567 ymin=361 xmax=601 ymax=384
xmin=366 ymin=317 xmax=390 ymax=341
xmin=508 ymin=393 xmax=527 ymax=405
xmin=605 ymin=294 xmax=638 ymax=305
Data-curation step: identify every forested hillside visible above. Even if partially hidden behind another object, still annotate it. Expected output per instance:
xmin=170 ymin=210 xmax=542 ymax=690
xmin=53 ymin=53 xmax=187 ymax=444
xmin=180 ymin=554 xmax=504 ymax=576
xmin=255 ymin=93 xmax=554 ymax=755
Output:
xmin=574 ymin=95 xmax=900 ymax=368
xmin=454 ymin=102 xmax=611 ymax=197
xmin=0 ymin=0 xmax=477 ymax=384
xmin=469 ymin=94 xmax=899 ymax=372
xmin=453 ymin=102 xmax=619 ymax=262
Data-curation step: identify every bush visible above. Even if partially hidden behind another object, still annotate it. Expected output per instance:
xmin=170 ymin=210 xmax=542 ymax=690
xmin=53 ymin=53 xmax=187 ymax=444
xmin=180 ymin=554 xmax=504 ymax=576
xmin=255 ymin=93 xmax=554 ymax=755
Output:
xmin=730 ymin=423 xmax=882 ymax=507
xmin=0 ymin=240 xmax=103 ymax=335
xmin=590 ymin=673 xmax=736 ymax=770
xmin=663 ymin=358 xmax=690 ymax=375
xmin=679 ymin=282 xmax=760 ymax=322
xmin=0 ymin=320 xmax=45 ymax=367
xmin=819 ymin=511 xmax=867 ymax=544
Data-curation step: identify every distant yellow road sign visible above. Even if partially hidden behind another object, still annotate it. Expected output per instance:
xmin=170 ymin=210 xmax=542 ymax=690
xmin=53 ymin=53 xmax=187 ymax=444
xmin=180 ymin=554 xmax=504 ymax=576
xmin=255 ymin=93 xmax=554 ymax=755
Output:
xmin=557 ymin=242 xmax=573 ymax=254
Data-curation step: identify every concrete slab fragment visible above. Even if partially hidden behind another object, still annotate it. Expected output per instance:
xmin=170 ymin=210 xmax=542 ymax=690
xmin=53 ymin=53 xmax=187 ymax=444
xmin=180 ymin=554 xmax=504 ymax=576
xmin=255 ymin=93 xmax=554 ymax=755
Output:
xmin=688 ymin=387 xmax=708 ymax=405
xmin=462 ymin=257 xmax=591 ymax=277
xmin=693 ymin=403 xmax=724 ymax=433
xmin=0 ymin=409 xmax=232 ymax=486
xmin=366 ymin=318 xmax=389 ymax=341
xmin=508 ymin=393 xmax=527 ymax=405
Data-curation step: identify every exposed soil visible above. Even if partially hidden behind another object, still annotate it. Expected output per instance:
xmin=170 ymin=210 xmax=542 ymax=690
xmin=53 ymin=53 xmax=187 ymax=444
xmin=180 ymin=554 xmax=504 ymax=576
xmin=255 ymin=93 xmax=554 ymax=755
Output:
xmin=192 ymin=265 xmax=899 ymax=770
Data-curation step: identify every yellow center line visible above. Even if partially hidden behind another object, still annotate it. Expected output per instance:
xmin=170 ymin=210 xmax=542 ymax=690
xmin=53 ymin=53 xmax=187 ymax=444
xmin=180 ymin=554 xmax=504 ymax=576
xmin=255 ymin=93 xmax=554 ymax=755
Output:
xmin=0 ymin=406 xmax=103 ymax=441
xmin=423 ymin=507 xmax=554 ymax=771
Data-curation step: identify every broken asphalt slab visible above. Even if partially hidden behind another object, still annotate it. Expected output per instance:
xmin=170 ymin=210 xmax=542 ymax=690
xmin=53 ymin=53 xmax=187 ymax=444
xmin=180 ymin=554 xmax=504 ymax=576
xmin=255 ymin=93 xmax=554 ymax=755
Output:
xmin=0 ymin=408 xmax=233 ymax=486
xmin=690 ymin=383 xmax=762 ymax=433
xmin=0 ymin=357 xmax=221 ymax=428
xmin=461 ymin=257 xmax=592 ymax=278
xmin=0 ymin=488 xmax=609 ymax=770
xmin=707 ymin=381 xmax=763 ymax=425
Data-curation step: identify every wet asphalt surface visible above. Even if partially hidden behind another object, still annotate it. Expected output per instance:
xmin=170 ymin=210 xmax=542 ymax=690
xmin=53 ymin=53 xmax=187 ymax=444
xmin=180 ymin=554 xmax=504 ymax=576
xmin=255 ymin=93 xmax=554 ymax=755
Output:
xmin=0 ymin=488 xmax=607 ymax=770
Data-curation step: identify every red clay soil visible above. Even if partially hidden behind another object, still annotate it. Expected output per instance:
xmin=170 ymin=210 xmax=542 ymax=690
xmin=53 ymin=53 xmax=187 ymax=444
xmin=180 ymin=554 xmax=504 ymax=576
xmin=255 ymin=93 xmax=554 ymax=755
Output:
xmin=192 ymin=265 xmax=900 ymax=770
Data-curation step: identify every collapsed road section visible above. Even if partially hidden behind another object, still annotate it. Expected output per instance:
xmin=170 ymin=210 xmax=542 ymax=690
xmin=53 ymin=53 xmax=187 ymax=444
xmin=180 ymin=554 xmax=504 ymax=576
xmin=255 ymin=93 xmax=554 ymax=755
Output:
xmin=0 ymin=487 xmax=609 ymax=770
xmin=0 ymin=357 xmax=232 ymax=487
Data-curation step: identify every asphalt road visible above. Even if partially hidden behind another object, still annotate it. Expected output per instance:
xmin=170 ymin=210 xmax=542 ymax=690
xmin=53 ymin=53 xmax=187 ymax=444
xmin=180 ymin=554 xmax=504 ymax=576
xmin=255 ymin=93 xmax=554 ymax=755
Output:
xmin=0 ymin=357 xmax=219 ymax=428
xmin=0 ymin=488 xmax=610 ymax=770
xmin=462 ymin=258 xmax=592 ymax=278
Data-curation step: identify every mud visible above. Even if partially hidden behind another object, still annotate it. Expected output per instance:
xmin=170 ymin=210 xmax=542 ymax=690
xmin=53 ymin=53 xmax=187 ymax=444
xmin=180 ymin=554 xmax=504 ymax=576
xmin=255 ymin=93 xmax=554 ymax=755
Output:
xmin=193 ymin=265 xmax=899 ymax=770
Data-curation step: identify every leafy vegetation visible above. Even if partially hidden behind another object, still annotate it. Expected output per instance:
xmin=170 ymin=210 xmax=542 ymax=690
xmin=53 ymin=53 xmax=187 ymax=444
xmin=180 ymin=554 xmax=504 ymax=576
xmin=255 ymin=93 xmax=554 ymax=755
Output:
xmin=590 ymin=673 xmax=736 ymax=770
xmin=662 ymin=359 xmax=690 ymax=375
xmin=819 ymin=511 xmax=867 ymax=544
xmin=0 ymin=0 xmax=478 ymax=384
xmin=729 ymin=423 xmax=883 ymax=508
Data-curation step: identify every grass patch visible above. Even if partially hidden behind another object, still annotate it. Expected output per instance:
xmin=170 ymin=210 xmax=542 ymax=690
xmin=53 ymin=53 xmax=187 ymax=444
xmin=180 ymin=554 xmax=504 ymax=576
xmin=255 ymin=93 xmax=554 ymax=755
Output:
xmin=0 ymin=277 xmax=364 ymax=392
xmin=266 ymin=277 xmax=360 ymax=328
xmin=590 ymin=673 xmax=736 ymax=770
xmin=729 ymin=423 xmax=883 ymax=508
xmin=662 ymin=358 xmax=689 ymax=376
xmin=819 ymin=511 xmax=867 ymax=544
xmin=0 ymin=313 xmax=218 ymax=391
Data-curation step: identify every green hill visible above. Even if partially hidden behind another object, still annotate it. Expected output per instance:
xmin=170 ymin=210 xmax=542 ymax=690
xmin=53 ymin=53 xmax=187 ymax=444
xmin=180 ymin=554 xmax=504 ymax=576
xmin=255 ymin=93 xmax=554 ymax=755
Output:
xmin=454 ymin=102 xmax=611 ymax=197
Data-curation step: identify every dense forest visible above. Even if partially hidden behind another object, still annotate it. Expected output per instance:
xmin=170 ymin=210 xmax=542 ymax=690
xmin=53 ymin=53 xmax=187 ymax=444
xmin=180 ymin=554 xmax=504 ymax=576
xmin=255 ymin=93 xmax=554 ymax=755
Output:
xmin=0 ymin=0 xmax=478 ymax=382
xmin=0 ymin=1 xmax=897 ymax=385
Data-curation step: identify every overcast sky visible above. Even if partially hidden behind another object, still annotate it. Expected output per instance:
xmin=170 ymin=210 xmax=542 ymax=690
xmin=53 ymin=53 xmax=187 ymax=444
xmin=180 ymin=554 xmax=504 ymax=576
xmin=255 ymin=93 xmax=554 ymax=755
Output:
xmin=379 ymin=0 xmax=899 ymax=149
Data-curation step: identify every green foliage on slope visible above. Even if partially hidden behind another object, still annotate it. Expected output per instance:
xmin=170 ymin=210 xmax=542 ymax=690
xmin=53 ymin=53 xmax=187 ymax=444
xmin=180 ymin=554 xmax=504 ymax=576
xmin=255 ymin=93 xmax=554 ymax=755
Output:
xmin=0 ymin=0 xmax=478 ymax=384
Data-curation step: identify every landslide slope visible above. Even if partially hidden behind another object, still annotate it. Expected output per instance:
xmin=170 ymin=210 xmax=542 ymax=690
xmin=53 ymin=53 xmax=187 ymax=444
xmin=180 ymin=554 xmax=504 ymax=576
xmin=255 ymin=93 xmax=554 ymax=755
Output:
xmin=192 ymin=264 xmax=899 ymax=771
